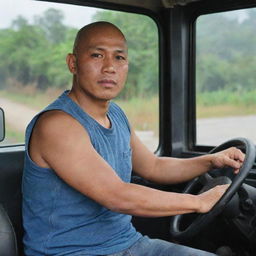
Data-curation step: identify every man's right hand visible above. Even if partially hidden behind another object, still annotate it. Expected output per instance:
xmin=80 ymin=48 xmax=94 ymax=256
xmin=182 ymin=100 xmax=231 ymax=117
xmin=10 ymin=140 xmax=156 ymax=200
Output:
xmin=197 ymin=184 xmax=230 ymax=213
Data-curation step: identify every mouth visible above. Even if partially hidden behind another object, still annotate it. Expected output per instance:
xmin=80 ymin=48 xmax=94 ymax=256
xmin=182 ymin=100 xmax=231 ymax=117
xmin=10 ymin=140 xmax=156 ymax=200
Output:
xmin=98 ymin=79 xmax=117 ymax=88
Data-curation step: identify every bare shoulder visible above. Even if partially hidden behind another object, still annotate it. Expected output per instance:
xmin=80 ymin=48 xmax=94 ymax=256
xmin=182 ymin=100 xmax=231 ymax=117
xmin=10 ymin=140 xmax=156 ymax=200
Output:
xmin=35 ymin=110 xmax=78 ymax=131
xmin=29 ymin=110 xmax=90 ymax=168
xmin=33 ymin=110 xmax=88 ymax=140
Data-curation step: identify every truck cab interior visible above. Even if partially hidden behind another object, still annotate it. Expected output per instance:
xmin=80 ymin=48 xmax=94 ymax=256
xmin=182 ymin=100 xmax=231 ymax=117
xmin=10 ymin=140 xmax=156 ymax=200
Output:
xmin=0 ymin=0 xmax=256 ymax=255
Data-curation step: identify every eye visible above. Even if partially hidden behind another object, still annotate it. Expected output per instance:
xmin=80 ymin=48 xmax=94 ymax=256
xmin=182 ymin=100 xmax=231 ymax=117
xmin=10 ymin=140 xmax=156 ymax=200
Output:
xmin=91 ymin=53 xmax=103 ymax=58
xmin=116 ymin=55 xmax=126 ymax=60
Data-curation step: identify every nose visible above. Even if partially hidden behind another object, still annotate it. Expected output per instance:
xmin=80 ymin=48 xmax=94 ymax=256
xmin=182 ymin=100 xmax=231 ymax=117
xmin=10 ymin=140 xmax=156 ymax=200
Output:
xmin=102 ymin=56 xmax=115 ymax=74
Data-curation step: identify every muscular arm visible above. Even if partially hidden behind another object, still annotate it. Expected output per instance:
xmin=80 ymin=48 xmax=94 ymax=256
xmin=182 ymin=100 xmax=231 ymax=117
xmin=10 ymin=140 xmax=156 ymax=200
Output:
xmin=29 ymin=111 xmax=235 ymax=218
xmin=131 ymin=129 xmax=244 ymax=184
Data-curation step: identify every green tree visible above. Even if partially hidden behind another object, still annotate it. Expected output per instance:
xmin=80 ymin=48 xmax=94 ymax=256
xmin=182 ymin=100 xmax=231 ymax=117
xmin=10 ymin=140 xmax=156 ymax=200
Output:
xmin=34 ymin=8 xmax=67 ymax=45
xmin=46 ymin=30 xmax=76 ymax=89
xmin=196 ymin=54 xmax=229 ymax=92
xmin=0 ymin=16 xmax=48 ymax=87
xmin=0 ymin=9 xmax=76 ymax=90
xmin=196 ymin=9 xmax=256 ymax=93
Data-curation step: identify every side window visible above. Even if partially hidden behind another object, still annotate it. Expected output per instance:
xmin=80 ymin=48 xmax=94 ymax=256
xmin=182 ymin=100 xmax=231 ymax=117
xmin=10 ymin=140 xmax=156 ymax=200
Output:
xmin=196 ymin=9 xmax=256 ymax=146
xmin=0 ymin=0 xmax=159 ymax=151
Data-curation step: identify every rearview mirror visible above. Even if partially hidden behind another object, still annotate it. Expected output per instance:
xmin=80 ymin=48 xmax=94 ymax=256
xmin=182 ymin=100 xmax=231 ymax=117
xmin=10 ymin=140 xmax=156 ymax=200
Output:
xmin=0 ymin=108 xmax=5 ymax=142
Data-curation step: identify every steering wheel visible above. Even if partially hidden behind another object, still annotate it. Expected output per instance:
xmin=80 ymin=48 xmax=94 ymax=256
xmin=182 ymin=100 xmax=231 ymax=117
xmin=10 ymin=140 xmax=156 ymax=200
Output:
xmin=169 ymin=138 xmax=256 ymax=240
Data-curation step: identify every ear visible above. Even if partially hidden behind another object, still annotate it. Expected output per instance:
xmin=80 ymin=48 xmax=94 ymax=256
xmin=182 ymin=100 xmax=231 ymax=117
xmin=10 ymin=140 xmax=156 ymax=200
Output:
xmin=66 ymin=53 xmax=77 ymax=74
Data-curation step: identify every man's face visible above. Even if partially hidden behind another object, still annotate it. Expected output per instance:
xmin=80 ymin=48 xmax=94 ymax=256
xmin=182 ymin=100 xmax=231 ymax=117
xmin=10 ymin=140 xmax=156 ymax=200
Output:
xmin=68 ymin=25 xmax=129 ymax=102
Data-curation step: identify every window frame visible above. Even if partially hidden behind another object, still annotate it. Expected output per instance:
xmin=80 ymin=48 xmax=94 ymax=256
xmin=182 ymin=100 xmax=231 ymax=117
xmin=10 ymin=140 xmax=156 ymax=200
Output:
xmin=184 ymin=1 xmax=256 ymax=155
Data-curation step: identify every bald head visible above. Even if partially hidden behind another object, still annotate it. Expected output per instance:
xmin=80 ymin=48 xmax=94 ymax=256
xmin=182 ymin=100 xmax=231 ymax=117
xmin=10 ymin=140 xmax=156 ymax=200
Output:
xmin=66 ymin=20 xmax=129 ymax=101
xmin=73 ymin=22 xmax=127 ymax=55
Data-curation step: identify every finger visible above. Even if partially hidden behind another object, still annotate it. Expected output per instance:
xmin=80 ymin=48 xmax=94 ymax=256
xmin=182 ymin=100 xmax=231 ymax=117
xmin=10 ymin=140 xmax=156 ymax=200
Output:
xmin=218 ymin=184 xmax=230 ymax=195
xmin=219 ymin=184 xmax=230 ymax=190
xmin=211 ymin=184 xmax=229 ymax=195
xmin=233 ymin=160 xmax=243 ymax=174
xmin=224 ymin=157 xmax=242 ymax=169
xmin=233 ymin=168 xmax=239 ymax=174
xmin=232 ymin=148 xmax=245 ymax=162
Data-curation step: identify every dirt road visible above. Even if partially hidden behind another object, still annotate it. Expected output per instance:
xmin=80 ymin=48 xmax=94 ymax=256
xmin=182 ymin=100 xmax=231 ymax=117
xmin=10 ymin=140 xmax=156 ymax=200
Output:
xmin=197 ymin=115 xmax=256 ymax=145
xmin=0 ymin=98 xmax=38 ymax=132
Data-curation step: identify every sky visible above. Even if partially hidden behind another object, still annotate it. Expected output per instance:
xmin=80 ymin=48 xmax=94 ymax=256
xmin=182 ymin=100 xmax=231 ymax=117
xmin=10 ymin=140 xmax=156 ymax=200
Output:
xmin=0 ymin=0 xmax=250 ymax=30
xmin=0 ymin=0 xmax=99 ymax=29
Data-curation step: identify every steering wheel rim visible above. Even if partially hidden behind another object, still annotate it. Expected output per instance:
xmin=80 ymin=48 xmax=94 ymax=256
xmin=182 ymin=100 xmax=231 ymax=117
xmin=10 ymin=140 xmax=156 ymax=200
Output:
xmin=169 ymin=137 xmax=256 ymax=240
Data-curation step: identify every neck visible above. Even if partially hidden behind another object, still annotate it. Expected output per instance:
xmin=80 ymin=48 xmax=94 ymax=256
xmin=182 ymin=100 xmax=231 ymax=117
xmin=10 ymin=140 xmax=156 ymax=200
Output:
xmin=68 ymin=88 xmax=111 ymax=129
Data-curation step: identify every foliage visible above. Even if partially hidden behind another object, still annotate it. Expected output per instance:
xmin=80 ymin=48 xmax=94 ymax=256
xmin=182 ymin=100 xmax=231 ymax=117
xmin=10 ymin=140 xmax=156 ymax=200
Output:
xmin=196 ymin=9 xmax=256 ymax=93
xmin=0 ymin=8 xmax=159 ymax=99
xmin=0 ymin=7 xmax=256 ymax=99
xmin=197 ymin=89 xmax=256 ymax=106
xmin=0 ymin=8 xmax=76 ymax=90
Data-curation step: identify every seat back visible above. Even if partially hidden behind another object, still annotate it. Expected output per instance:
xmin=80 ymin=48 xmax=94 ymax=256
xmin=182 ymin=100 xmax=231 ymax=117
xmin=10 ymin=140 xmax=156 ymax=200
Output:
xmin=0 ymin=150 xmax=24 ymax=256
xmin=0 ymin=204 xmax=18 ymax=256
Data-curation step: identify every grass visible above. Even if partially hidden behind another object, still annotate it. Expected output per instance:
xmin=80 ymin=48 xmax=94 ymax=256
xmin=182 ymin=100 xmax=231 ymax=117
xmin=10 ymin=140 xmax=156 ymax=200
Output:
xmin=0 ymin=88 xmax=160 ymax=144
xmin=196 ymin=90 xmax=256 ymax=118
xmin=1 ymin=88 xmax=256 ymax=144
xmin=0 ymin=88 xmax=160 ymax=131
xmin=0 ymin=122 xmax=24 ymax=145
xmin=0 ymin=87 xmax=62 ymax=111
xmin=114 ymin=97 xmax=159 ymax=133
xmin=197 ymin=104 xmax=256 ymax=118
xmin=197 ymin=90 xmax=256 ymax=106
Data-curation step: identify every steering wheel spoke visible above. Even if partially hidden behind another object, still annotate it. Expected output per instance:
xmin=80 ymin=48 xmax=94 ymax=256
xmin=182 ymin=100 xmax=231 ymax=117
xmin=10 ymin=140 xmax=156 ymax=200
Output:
xmin=198 ymin=173 xmax=213 ymax=186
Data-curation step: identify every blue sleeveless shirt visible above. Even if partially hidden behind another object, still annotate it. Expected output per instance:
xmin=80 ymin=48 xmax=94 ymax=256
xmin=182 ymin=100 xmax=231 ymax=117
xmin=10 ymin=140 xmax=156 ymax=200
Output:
xmin=22 ymin=90 xmax=142 ymax=256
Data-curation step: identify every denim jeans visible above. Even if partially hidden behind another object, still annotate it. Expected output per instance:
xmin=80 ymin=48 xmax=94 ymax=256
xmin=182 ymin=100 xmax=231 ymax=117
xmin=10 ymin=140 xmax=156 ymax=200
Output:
xmin=106 ymin=236 xmax=217 ymax=256
xmin=71 ymin=236 xmax=217 ymax=256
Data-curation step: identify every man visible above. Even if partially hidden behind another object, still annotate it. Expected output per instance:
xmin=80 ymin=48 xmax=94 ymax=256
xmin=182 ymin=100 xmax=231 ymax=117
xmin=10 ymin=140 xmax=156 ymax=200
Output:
xmin=22 ymin=22 xmax=244 ymax=256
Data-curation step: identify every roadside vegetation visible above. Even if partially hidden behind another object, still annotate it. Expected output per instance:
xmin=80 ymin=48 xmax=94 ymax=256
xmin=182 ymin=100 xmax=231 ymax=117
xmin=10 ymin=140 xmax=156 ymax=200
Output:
xmin=1 ymin=88 xmax=256 ymax=134
xmin=197 ymin=90 xmax=256 ymax=118
xmin=0 ymin=8 xmax=256 ymax=143
xmin=4 ymin=123 xmax=24 ymax=144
